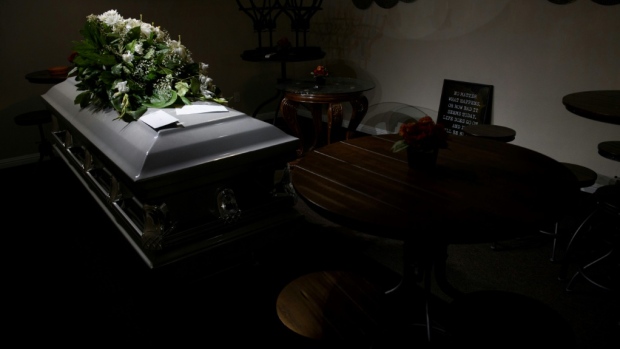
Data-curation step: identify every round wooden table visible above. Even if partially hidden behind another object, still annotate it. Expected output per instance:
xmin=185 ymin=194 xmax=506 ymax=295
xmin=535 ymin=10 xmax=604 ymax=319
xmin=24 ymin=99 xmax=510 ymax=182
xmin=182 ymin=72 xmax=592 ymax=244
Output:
xmin=292 ymin=134 xmax=578 ymax=245
xmin=25 ymin=69 xmax=68 ymax=84
xmin=291 ymin=134 xmax=579 ymax=343
xmin=562 ymin=90 xmax=620 ymax=125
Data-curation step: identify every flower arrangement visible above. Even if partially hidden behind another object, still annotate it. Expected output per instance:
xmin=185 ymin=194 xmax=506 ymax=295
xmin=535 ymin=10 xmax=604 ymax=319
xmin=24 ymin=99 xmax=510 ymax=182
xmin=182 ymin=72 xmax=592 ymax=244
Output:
xmin=391 ymin=116 xmax=449 ymax=153
xmin=276 ymin=37 xmax=291 ymax=52
xmin=69 ymin=10 xmax=226 ymax=121
xmin=311 ymin=65 xmax=328 ymax=78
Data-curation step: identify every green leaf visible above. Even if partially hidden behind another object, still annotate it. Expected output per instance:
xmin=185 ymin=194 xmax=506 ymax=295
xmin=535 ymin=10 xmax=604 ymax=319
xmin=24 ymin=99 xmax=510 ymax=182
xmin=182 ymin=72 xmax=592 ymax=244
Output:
xmin=391 ymin=140 xmax=409 ymax=153
xmin=159 ymin=67 xmax=173 ymax=75
xmin=190 ymin=78 xmax=200 ymax=95
xmin=212 ymin=97 xmax=228 ymax=105
xmin=126 ymin=106 xmax=148 ymax=121
xmin=143 ymin=91 xmax=178 ymax=108
xmin=75 ymin=91 xmax=92 ymax=108
xmin=126 ymin=26 xmax=141 ymax=41
xmin=111 ymin=63 xmax=123 ymax=75
xmin=179 ymin=95 xmax=191 ymax=105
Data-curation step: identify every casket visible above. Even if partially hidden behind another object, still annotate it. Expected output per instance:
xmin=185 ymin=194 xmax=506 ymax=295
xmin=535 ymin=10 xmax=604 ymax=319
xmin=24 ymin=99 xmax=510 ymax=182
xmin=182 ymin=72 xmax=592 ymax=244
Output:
xmin=42 ymin=78 xmax=300 ymax=269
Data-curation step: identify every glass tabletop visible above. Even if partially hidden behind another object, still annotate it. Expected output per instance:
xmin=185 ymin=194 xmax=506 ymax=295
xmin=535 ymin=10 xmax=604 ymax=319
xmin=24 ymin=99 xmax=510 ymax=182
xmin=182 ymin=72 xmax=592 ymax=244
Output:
xmin=277 ymin=77 xmax=375 ymax=95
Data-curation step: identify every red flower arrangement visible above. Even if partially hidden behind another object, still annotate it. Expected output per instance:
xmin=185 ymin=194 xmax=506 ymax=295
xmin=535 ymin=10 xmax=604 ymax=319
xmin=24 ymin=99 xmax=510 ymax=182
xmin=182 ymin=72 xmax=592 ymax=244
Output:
xmin=311 ymin=65 xmax=328 ymax=77
xmin=391 ymin=116 xmax=449 ymax=153
xmin=276 ymin=37 xmax=291 ymax=51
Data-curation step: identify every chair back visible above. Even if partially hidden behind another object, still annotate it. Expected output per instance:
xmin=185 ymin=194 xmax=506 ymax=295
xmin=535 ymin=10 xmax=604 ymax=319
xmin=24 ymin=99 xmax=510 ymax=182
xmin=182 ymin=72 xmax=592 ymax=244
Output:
xmin=358 ymin=102 xmax=435 ymax=135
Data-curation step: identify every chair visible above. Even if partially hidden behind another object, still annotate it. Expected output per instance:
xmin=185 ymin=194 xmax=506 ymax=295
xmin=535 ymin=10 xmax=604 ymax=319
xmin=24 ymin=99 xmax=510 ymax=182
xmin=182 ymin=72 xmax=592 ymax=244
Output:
xmin=14 ymin=110 xmax=54 ymax=164
xmin=356 ymin=102 xmax=433 ymax=136
xmin=561 ymin=184 xmax=620 ymax=292
xmin=491 ymin=162 xmax=596 ymax=258
xmin=539 ymin=162 xmax=598 ymax=262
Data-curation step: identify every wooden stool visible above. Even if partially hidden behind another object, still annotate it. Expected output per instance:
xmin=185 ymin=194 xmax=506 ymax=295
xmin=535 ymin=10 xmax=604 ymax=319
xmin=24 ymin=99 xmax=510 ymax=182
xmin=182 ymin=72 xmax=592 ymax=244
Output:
xmin=561 ymin=163 xmax=598 ymax=188
xmin=276 ymin=270 xmax=389 ymax=347
xmin=445 ymin=290 xmax=575 ymax=348
xmin=540 ymin=162 xmax=598 ymax=262
xmin=462 ymin=124 xmax=516 ymax=142
xmin=598 ymin=141 xmax=620 ymax=162
xmin=14 ymin=110 xmax=53 ymax=163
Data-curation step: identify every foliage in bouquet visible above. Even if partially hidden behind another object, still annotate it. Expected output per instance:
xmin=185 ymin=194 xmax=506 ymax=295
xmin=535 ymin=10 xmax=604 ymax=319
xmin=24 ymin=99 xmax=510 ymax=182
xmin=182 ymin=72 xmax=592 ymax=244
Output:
xmin=391 ymin=116 xmax=449 ymax=153
xmin=69 ymin=10 xmax=227 ymax=121
xmin=311 ymin=65 xmax=328 ymax=77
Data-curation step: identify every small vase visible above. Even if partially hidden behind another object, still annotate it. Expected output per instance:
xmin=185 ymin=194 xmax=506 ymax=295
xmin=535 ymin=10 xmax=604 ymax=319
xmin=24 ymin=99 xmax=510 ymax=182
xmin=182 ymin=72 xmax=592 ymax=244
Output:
xmin=406 ymin=147 xmax=438 ymax=170
xmin=314 ymin=76 xmax=326 ymax=86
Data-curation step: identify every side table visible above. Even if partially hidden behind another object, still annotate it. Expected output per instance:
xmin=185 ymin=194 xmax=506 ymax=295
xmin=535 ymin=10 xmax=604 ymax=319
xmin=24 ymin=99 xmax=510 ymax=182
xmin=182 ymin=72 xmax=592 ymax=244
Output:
xmin=278 ymin=77 xmax=375 ymax=156
xmin=241 ymin=47 xmax=325 ymax=121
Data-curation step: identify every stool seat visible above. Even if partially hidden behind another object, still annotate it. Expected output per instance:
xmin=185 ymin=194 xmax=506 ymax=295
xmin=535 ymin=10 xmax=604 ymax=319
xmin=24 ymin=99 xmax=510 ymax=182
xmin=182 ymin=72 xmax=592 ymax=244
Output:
xmin=462 ymin=124 xmax=516 ymax=142
xmin=598 ymin=141 xmax=620 ymax=162
xmin=561 ymin=162 xmax=598 ymax=188
xmin=276 ymin=270 xmax=388 ymax=345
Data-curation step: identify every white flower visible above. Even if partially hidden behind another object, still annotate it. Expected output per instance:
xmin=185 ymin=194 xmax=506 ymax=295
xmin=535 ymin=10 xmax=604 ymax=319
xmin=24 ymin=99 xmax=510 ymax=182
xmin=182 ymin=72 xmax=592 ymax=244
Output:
xmin=169 ymin=40 xmax=187 ymax=59
xmin=124 ymin=18 xmax=141 ymax=32
xmin=140 ymin=23 xmax=153 ymax=38
xmin=134 ymin=42 xmax=143 ymax=55
xmin=122 ymin=51 xmax=134 ymax=63
xmin=113 ymin=81 xmax=129 ymax=97
xmin=200 ymin=75 xmax=212 ymax=85
xmin=153 ymin=26 xmax=167 ymax=42
xmin=98 ymin=10 xmax=123 ymax=27
xmin=200 ymin=63 xmax=209 ymax=74
xmin=200 ymin=75 xmax=214 ymax=97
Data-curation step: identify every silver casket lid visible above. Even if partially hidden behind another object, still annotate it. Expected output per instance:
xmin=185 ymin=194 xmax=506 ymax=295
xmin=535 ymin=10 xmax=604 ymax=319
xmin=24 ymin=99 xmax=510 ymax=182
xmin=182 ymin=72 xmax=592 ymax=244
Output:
xmin=42 ymin=78 xmax=299 ymax=200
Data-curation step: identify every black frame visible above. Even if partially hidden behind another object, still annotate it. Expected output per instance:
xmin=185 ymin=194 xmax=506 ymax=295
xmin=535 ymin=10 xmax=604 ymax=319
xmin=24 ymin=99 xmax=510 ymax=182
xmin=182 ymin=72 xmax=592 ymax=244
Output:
xmin=436 ymin=79 xmax=494 ymax=136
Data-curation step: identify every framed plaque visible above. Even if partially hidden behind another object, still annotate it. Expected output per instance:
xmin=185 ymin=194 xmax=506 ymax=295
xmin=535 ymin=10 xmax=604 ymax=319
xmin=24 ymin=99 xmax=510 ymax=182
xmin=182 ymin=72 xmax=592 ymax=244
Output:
xmin=436 ymin=79 xmax=494 ymax=136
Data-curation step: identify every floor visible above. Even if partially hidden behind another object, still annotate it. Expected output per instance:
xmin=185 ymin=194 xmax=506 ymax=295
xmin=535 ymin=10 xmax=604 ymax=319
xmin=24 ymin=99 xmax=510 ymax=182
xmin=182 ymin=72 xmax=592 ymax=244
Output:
xmin=2 ymin=149 xmax=618 ymax=348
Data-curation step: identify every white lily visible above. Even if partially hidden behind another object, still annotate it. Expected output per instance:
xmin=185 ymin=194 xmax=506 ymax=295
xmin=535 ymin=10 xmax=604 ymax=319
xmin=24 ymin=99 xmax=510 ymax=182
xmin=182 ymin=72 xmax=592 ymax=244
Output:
xmin=122 ymin=51 xmax=134 ymax=63
xmin=113 ymin=81 xmax=129 ymax=97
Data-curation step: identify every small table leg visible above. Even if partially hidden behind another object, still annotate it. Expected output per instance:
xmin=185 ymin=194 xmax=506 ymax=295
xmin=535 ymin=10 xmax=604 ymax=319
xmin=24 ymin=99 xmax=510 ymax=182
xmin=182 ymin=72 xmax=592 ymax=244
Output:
xmin=281 ymin=97 xmax=304 ymax=157
xmin=309 ymin=104 xmax=323 ymax=151
xmin=327 ymin=103 xmax=343 ymax=145
xmin=347 ymin=96 xmax=369 ymax=140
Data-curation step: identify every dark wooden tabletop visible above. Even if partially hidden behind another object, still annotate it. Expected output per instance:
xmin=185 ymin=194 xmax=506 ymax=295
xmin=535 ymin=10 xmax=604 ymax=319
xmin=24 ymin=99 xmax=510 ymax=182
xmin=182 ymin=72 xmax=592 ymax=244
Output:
xmin=562 ymin=90 xmax=620 ymax=125
xmin=291 ymin=134 xmax=579 ymax=246
xmin=25 ymin=70 xmax=68 ymax=84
